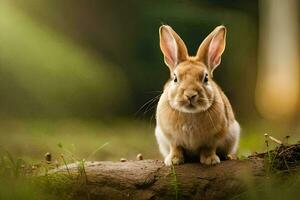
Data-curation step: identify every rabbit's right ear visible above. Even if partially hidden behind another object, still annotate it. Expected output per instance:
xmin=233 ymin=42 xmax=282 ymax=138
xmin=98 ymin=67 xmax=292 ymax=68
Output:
xmin=159 ymin=25 xmax=188 ymax=71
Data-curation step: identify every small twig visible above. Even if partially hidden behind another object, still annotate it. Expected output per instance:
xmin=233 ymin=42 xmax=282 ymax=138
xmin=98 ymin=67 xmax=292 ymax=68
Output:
xmin=264 ymin=133 xmax=283 ymax=145
xmin=278 ymin=146 xmax=296 ymax=156
xmin=268 ymin=136 xmax=283 ymax=145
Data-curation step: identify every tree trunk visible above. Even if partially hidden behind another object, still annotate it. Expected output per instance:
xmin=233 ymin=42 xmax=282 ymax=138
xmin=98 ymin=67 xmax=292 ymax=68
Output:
xmin=45 ymin=144 xmax=300 ymax=200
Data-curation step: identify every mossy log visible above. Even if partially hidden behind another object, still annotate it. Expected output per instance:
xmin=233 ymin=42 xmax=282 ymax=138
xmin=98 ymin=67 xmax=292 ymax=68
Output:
xmin=45 ymin=144 xmax=300 ymax=200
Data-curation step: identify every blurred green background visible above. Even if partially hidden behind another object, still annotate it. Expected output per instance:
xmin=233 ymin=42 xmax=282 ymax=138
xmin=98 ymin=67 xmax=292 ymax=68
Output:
xmin=1 ymin=0 xmax=300 ymax=199
xmin=0 ymin=0 xmax=299 ymax=163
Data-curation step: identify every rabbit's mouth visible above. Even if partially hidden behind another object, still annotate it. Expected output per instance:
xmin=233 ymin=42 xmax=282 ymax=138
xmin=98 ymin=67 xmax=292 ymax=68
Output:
xmin=171 ymin=99 xmax=210 ymax=113
xmin=186 ymin=102 xmax=199 ymax=110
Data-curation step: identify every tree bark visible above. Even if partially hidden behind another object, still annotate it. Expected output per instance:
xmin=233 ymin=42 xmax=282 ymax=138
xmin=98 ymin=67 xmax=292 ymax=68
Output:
xmin=46 ymin=144 xmax=300 ymax=200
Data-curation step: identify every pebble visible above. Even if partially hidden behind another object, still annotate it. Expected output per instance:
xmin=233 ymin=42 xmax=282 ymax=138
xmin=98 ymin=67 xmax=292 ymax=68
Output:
xmin=136 ymin=153 xmax=143 ymax=160
xmin=45 ymin=152 xmax=52 ymax=162
xmin=120 ymin=158 xmax=127 ymax=162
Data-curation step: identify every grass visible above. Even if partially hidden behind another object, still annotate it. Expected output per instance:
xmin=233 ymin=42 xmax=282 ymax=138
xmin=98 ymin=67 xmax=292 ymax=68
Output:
xmin=171 ymin=165 xmax=180 ymax=200
xmin=0 ymin=118 xmax=300 ymax=199
xmin=1 ymin=118 xmax=294 ymax=163
xmin=231 ymin=174 xmax=300 ymax=200
xmin=264 ymin=141 xmax=300 ymax=174
xmin=1 ymin=136 xmax=114 ymax=200
xmin=0 ymin=118 xmax=159 ymax=199
xmin=0 ymin=118 xmax=159 ymax=163
xmin=0 ymin=150 xmax=55 ymax=200
xmin=234 ymin=135 xmax=300 ymax=200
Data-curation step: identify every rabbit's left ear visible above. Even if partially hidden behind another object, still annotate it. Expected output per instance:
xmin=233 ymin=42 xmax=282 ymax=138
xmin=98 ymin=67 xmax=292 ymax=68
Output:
xmin=196 ymin=26 xmax=226 ymax=74
xmin=159 ymin=25 xmax=188 ymax=71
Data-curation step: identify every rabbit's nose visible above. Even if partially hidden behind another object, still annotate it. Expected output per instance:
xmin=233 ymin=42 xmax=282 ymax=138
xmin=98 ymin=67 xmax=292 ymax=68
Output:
xmin=185 ymin=91 xmax=198 ymax=101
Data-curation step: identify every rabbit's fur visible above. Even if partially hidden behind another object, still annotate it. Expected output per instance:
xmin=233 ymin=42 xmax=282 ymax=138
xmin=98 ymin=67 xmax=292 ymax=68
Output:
xmin=155 ymin=25 xmax=240 ymax=166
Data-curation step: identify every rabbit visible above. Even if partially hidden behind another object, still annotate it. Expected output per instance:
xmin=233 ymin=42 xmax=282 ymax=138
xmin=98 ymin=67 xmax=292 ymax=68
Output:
xmin=155 ymin=25 xmax=240 ymax=166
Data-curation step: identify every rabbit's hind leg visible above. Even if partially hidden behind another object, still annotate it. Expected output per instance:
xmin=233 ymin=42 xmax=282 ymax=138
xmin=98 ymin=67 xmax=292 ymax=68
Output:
xmin=217 ymin=120 xmax=240 ymax=159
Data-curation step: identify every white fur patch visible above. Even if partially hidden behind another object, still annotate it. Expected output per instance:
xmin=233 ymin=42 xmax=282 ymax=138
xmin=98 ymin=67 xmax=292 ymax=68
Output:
xmin=155 ymin=126 xmax=170 ymax=157
xmin=228 ymin=120 xmax=240 ymax=154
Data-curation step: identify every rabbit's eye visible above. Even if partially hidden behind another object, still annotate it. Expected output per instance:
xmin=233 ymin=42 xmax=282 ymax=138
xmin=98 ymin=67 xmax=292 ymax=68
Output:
xmin=203 ymin=73 xmax=209 ymax=83
xmin=173 ymin=74 xmax=178 ymax=83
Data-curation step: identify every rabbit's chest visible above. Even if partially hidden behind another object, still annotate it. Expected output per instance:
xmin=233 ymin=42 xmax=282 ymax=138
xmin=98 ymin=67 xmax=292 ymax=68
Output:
xmin=163 ymin=108 xmax=227 ymax=150
xmin=174 ymin=120 xmax=218 ymax=150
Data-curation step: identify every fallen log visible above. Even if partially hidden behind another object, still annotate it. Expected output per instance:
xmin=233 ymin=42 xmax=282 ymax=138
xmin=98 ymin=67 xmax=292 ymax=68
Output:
xmin=43 ymin=144 xmax=300 ymax=200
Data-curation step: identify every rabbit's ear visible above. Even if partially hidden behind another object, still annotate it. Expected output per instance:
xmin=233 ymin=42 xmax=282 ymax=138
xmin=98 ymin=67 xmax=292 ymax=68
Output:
xmin=196 ymin=26 xmax=226 ymax=74
xmin=159 ymin=25 xmax=188 ymax=71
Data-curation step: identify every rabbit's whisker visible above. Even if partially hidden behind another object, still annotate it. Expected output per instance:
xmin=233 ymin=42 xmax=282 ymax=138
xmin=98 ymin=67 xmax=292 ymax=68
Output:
xmin=135 ymin=94 xmax=161 ymax=116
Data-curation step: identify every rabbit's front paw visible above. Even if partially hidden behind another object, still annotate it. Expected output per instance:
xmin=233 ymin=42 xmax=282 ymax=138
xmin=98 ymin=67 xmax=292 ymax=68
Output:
xmin=164 ymin=153 xmax=184 ymax=166
xmin=200 ymin=154 xmax=220 ymax=165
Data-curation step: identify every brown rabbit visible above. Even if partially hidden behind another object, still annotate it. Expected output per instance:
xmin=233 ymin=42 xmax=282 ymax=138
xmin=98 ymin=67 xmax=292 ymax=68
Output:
xmin=155 ymin=25 xmax=240 ymax=166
